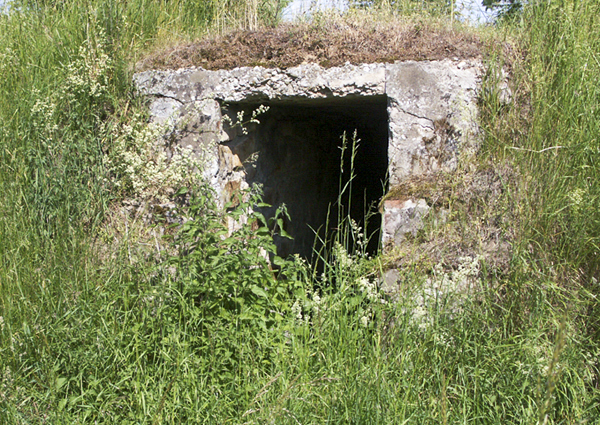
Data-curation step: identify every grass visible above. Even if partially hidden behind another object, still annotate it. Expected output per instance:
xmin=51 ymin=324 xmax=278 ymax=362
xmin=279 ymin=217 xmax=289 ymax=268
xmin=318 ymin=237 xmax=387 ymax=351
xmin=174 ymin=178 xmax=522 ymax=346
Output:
xmin=0 ymin=0 xmax=599 ymax=423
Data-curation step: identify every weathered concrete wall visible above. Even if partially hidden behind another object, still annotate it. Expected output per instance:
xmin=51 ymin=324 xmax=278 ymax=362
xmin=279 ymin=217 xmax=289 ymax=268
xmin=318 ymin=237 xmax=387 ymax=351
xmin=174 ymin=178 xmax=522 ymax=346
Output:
xmin=133 ymin=59 xmax=482 ymax=254
xmin=386 ymin=60 xmax=480 ymax=185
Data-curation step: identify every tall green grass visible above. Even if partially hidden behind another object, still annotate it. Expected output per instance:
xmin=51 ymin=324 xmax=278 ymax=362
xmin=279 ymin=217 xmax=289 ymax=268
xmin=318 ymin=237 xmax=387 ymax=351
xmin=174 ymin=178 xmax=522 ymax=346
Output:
xmin=482 ymin=0 xmax=600 ymax=335
xmin=478 ymin=1 xmax=600 ymax=419
xmin=526 ymin=0 xmax=600 ymax=281
xmin=1 ymin=0 xmax=599 ymax=423
xmin=485 ymin=0 xmax=600 ymax=277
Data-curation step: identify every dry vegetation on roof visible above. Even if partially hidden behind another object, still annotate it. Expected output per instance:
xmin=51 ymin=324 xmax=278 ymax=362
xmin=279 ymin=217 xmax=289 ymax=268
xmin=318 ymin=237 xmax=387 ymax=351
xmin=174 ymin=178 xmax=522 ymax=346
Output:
xmin=137 ymin=16 xmax=487 ymax=71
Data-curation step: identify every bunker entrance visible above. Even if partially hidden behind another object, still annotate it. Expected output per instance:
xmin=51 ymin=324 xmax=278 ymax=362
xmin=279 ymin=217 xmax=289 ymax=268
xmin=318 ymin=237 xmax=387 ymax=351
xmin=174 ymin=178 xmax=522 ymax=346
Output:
xmin=222 ymin=95 xmax=389 ymax=261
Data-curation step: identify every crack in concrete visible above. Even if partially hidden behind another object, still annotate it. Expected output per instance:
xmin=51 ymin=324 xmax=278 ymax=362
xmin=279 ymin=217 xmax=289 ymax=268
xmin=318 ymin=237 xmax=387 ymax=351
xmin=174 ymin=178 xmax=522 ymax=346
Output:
xmin=145 ymin=93 xmax=185 ymax=104
xmin=398 ymin=107 xmax=434 ymax=124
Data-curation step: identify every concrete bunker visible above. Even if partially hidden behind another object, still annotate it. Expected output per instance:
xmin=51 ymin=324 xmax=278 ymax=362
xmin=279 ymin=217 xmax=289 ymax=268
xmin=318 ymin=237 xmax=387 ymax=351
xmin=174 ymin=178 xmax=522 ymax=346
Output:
xmin=133 ymin=59 xmax=482 ymax=257
xmin=221 ymin=95 xmax=389 ymax=260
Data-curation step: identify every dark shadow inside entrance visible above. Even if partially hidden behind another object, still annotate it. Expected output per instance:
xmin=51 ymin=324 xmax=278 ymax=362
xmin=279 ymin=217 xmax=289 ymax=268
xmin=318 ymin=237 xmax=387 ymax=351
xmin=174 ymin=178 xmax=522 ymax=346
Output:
xmin=222 ymin=95 xmax=389 ymax=261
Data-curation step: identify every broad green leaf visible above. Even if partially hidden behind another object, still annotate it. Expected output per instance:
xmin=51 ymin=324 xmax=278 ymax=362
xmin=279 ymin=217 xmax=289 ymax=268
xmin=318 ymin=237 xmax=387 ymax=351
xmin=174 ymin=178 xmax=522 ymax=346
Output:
xmin=251 ymin=285 xmax=268 ymax=298
xmin=56 ymin=376 xmax=67 ymax=390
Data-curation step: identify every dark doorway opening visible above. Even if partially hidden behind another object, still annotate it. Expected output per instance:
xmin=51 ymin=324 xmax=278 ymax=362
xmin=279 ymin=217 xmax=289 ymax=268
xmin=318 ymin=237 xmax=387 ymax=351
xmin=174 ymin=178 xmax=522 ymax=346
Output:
xmin=222 ymin=95 xmax=389 ymax=261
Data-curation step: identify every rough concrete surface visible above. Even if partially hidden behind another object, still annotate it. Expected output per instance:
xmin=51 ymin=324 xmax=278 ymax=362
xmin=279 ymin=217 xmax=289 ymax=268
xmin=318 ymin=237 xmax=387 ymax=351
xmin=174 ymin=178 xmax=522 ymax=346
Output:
xmin=381 ymin=198 xmax=430 ymax=247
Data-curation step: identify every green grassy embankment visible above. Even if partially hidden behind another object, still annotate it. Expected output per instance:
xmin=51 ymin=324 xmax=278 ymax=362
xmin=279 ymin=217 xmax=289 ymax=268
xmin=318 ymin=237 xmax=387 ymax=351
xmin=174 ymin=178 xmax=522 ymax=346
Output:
xmin=0 ymin=0 xmax=598 ymax=423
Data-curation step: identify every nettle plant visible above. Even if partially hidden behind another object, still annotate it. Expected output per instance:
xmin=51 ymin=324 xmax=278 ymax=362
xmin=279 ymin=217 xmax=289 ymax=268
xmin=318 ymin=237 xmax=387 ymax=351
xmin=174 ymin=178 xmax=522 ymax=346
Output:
xmin=165 ymin=181 xmax=390 ymax=373
xmin=167 ymin=184 xmax=300 ymax=338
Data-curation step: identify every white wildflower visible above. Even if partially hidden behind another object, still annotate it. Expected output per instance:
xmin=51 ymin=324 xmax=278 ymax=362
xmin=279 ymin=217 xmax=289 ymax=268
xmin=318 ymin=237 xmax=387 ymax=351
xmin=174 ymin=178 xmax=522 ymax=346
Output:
xmin=333 ymin=242 xmax=353 ymax=271
xmin=291 ymin=300 xmax=303 ymax=323
xmin=357 ymin=277 xmax=379 ymax=302
xmin=411 ymin=305 xmax=431 ymax=331
xmin=568 ymin=187 xmax=586 ymax=214
xmin=312 ymin=290 xmax=322 ymax=316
